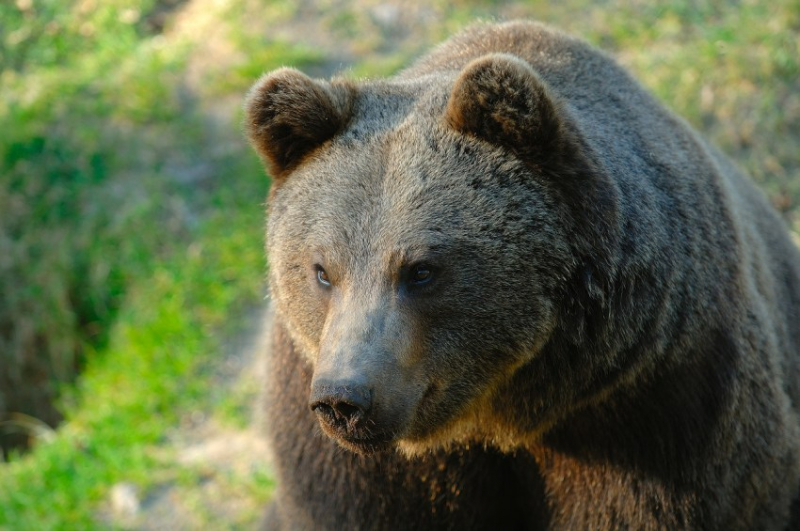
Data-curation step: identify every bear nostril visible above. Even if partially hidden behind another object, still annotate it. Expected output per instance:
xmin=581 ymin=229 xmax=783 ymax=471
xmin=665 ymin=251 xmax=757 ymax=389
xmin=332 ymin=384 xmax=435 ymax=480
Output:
xmin=309 ymin=382 xmax=372 ymax=427
xmin=310 ymin=401 xmax=335 ymax=418
xmin=310 ymin=397 xmax=366 ymax=424
xmin=332 ymin=400 xmax=363 ymax=422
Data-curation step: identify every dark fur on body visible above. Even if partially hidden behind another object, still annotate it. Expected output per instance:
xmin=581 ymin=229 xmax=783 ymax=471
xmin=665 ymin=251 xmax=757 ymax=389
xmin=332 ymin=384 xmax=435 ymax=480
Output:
xmin=246 ymin=21 xmax=800 ymax=530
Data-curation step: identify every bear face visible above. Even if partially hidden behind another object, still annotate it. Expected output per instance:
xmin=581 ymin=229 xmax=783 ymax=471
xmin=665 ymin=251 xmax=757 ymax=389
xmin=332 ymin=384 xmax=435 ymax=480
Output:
xmin=247 ymin=56 xmax=619 ymax=455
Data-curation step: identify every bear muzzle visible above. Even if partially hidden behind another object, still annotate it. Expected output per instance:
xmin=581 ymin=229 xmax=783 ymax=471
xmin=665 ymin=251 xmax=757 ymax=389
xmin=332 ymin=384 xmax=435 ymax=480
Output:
xmin=309 ymin=380 xmax=395 ymax=454
xmin=310 ymin=381 xmax=372 ymax=426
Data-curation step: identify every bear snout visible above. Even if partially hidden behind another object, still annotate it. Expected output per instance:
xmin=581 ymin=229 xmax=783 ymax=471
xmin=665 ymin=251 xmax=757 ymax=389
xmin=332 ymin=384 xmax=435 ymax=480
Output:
xmin=310 ymin=381 xmax=372 ymax=428
xmin=309 ymin=380 xmax=402 ymax=454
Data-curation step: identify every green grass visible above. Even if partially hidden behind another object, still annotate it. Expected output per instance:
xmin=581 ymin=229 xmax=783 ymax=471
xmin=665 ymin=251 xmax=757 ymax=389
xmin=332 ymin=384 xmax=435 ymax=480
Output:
xmin=0 ymin=203 xmax=272 ymax=526
xmin=0 ymin=0 xmax=305 ymax=526
xmin=0 ymin=0 xmax=196 ymax=444
xmin=569 ymin=0 xmax=800 ymax=202
xmin=1 ymin=0 xmax=798 ymax=528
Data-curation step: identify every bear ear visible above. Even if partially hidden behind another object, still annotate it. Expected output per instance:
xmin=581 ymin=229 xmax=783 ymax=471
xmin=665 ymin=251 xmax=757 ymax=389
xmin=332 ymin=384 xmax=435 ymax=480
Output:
xmin=447 ymin=54 xmax=622 ymax=310
xmin=244 ymin=68 xmax=354 ymax=180
xmin=444 ymin=54 xmax=570 ymax=169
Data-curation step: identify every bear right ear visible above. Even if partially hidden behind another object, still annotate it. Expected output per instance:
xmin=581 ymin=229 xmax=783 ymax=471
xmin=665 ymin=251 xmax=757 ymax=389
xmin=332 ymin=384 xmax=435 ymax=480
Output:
xmin=244 ymin=68 xmax=354 ymax=180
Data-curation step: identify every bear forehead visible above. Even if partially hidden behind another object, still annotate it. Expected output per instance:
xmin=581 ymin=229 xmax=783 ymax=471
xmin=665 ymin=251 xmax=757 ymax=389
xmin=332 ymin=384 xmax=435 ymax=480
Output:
xmin=337 ymin=76 xmax=453 ymax=140
xmin=267 ymin=74 xmax=553 ymax=261
xmin=276 ymin=121 xmax=531 ymax=231
xmin=275 ymin=141 xmax=475 ymax=246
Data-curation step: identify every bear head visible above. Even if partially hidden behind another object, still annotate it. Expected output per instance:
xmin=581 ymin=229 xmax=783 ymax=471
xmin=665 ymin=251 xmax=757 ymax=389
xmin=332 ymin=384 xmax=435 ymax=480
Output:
xmin=245 ymin=54 xmax=619 ymax=455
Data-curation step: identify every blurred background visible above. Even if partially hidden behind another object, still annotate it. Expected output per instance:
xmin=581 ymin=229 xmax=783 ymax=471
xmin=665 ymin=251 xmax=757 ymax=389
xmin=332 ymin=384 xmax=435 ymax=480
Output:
xmin=0 ymin=0 xmax=798 ymax=527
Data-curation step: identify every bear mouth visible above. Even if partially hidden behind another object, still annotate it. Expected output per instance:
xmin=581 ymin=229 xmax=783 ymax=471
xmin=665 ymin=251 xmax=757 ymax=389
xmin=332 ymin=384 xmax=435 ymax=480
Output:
xmin=322 ymin=423 xmax=395 ymax=455
xmin=311 ymin=382 xmax=443 ymax=455
xmin=314 ymin=407 xmax=397 ymax=455
xmin=331 ymin=383 xmax=442 ymax=455
xmin=336 ymin=433 xmax=394 ymax=455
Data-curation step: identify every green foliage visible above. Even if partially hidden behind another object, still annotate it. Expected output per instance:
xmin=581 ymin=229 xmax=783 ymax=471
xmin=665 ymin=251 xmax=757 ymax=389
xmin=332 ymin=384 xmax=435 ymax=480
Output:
xmin=0 ymin=0 xmax=150 ymax=72
xmin=0 ymin=0 xmax=303 ymax=525
xmin=0 ymin=0 xmax=203 ymax=458
xmin=0 ymin=202 xmax=271 ymax=525
xmin=565 ymin=0 xmax=800 ymax=203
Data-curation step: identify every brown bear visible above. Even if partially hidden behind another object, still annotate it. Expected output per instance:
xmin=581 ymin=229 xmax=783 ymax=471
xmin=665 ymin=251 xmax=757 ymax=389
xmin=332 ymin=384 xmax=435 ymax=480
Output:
xmin=245 ymin=20 xmax=800 ymax=530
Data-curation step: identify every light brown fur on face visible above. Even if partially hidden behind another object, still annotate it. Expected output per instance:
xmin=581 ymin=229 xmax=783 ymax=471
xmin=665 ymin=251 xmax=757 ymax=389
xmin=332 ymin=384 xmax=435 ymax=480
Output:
xmin=246 ymin=20 xmax=800 ymax=531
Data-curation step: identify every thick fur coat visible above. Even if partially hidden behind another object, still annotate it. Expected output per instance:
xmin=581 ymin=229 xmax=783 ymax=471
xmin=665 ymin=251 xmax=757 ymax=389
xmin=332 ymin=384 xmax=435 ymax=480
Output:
xmin=245 ymin=21 xmax=800 ymax=530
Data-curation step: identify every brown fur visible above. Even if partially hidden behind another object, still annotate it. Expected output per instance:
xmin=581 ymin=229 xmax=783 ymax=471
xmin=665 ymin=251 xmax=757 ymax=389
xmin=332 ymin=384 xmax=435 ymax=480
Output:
xmin=245 ymin=21 xmax=800 ymax=530
xmin=245 ymin=68 xmax=355 ymax=180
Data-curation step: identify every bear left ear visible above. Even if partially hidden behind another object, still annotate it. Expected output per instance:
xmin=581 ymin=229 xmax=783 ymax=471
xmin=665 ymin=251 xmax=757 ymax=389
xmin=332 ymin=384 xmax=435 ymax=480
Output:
xmin=447 ymin=53 xmax=621 ymax=309
xmin=445 ymin=53 xmax=571 ymax=169
xmin=245 ymin=68 xmax=355 ymax=180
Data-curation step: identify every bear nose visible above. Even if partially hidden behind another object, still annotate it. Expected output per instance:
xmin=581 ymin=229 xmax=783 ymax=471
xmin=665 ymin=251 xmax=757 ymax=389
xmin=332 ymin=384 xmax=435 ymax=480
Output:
xmin=309 ymin=381 xmax=372 ymax=425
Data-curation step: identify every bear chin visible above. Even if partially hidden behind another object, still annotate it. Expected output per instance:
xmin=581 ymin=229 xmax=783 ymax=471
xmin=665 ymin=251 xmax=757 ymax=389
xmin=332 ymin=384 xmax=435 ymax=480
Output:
xmin=333 ymin=436 xmax=394 ymax=456
xmin=314 ymin=412 xmax=396 ymax=455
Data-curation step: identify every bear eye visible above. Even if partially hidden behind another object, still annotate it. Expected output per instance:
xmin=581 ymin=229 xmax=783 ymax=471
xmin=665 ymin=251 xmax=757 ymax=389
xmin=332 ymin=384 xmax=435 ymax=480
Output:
xmin=315 ymin=265 xmax=331 ymax=287
xmin=409 ymin=264 xmax=434 ymax=286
